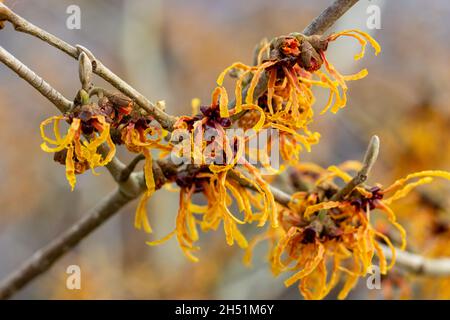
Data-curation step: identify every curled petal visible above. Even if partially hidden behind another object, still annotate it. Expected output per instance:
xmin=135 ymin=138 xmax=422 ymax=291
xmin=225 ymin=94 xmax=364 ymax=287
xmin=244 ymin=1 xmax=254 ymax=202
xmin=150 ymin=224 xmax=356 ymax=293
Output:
xmin=41 ymin=118 xmax=81 ymax=153
xmin=284 ymin=243 xmax=325 ymax=287
xmin=65 ymin=145 xmax=76 ymax=191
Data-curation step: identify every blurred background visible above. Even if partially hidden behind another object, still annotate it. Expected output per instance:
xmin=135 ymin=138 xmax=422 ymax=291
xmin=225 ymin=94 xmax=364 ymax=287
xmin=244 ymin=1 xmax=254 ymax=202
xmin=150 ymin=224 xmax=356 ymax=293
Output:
xmin=0 ymin=0 xmax=449 ymax=299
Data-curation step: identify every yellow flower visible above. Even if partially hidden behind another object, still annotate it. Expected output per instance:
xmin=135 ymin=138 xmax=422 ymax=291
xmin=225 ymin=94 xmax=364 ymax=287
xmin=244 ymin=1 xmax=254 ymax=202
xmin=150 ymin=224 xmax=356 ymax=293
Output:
xmin=145 ymin=92 xmax=278 ymax=260
xmin=245 ymin=164 xmax=449 ymax=300
xmin=121 ymin=122 xmax=172 ymax=234
xmin=146 ymin=170 xmax=269 ymax=262
xmin=143 ymin=27 xmax=382 ymax=262
xmin=40 ymin=114 xmax=115 ymax=190
xmin=217 ymin=30 xmax=379 ymax=164
xmin=173 ymin=91 xmax=278 ymax=228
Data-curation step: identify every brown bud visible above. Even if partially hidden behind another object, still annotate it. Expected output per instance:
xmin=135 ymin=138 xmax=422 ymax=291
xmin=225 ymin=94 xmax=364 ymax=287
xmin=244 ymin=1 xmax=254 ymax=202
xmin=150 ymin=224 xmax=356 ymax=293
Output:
xmin=108 ymin=93 xmax=132 ymax=109
xmin=98 ymin=96 xmax=115 ymax=119
xmin=306 ymin=35 xmax=329 ymax=51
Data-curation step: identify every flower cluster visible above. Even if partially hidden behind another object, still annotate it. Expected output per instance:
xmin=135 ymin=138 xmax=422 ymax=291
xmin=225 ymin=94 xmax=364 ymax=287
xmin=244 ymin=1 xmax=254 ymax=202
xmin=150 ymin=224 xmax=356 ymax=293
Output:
xmin=41 ymin=91 xmax=170 ymax=232
xmin=148 ymin=96 xmax=277 ymax=261
xmin=244 ymin=164 xmax=449 ymax=299
xmin=217 ymin=30 xmax=380 ymax=163
xmin=41 ymin=103 xmax=116 ymax=190
xmin=140 ymin=30 xmax=386 ymax=278
xmin=38 ymin=27 xmax=450 ymax=300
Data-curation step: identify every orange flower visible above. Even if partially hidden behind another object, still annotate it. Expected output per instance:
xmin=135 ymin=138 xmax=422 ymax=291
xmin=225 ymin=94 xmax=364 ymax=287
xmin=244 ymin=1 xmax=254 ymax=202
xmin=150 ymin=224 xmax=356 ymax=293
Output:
xmin=40 ymin=110 xmax=115 ymax=190
xmin=173 ymin=91 xmax=277 ymax=228
xmin=145 ymin=90 xmax=279 ymax=260
xmin=217 ymin=30 xmax=379 ymax=164
xmin=146 ymin=169 xmax=274 ymax=262
xmin=121 ymin=121 xmax=172 ymax=234
xmin=245 ymin=163 xmax=450 ymax=299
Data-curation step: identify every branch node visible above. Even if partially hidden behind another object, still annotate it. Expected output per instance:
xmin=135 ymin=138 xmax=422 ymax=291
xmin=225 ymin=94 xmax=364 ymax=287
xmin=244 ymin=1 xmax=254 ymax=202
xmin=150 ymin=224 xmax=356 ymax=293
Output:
xmin=76 ymin=45 xmax=97 ymax=70
xmin=119 ymin=154 xmax=146 ymax=182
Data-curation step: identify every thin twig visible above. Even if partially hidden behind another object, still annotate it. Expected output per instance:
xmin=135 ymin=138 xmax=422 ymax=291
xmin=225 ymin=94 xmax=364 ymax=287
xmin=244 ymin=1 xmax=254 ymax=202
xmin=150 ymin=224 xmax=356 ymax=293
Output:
xmin=331 ymin=135 xmax=379 ymax=200
xmin=234 ymin=136 xmax=379 ymax=207
xmin=381 ymin=244 xmax=450 ymax=276
xmin=0 ymin=3 xmax=177 ymax=131
xmin=0 ymin=4 xmax=76 ymax=57
xmin=0 ymin=188 xmax=132 ymax=300
xmin=76 ymin=45 xmax=177 ymax=131
xmin=0 ymin=46 xmax=73 ymax=113
xmin=303 ymin=0 xmax=360 ymax=36
xmin=99 ymin=145 xmax=126 ymax=182
xmin=0 ymin=45 xmax=128 ymax=181
xmin=0 ymin=158 xmax=176 ymax=300
xmin=314 ymin=135 xmax=378 ymax=226
xmin=229 ymin=170 xmax=293 ymax=207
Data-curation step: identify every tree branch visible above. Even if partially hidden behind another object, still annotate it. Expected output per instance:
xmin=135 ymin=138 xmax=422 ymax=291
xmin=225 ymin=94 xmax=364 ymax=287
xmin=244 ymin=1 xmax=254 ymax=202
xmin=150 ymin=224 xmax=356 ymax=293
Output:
xmin=119 ymin=154 xmax=146 ymax=182
xmin=99 ymin=145 xmax=126 ymax=182
xmin=233 ymin=136 xmax=380 ymax=207
xmin=0 ymin=157 xmax=178 ymax=300
xmin=303 ymin=0 xmax=360 ymax=36
xmin=0 ymin=46 xmax=73 ymax=113
xmin=331 ymin=135 xmax=379 ymax=200
xmin=229 ymin=170 xmax=293 ymax=207
xmin=0 ymin=3 xmax=177 ymax=131
xmin=0 ymin=45 xmax=130 ymax=182
xmin=75 ymin=45 xmax=177 ymax=131
xmin=381 ymin=244 xmax=450 ymax=276
xmin=0 ymin=188 xmax=133 ymax=300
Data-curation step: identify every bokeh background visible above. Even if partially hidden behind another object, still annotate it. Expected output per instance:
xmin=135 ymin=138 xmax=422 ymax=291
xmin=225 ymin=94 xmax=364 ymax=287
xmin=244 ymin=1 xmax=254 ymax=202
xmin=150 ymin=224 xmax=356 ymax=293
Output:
xmin=0 ymin=0 xmax=449 ymax=299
